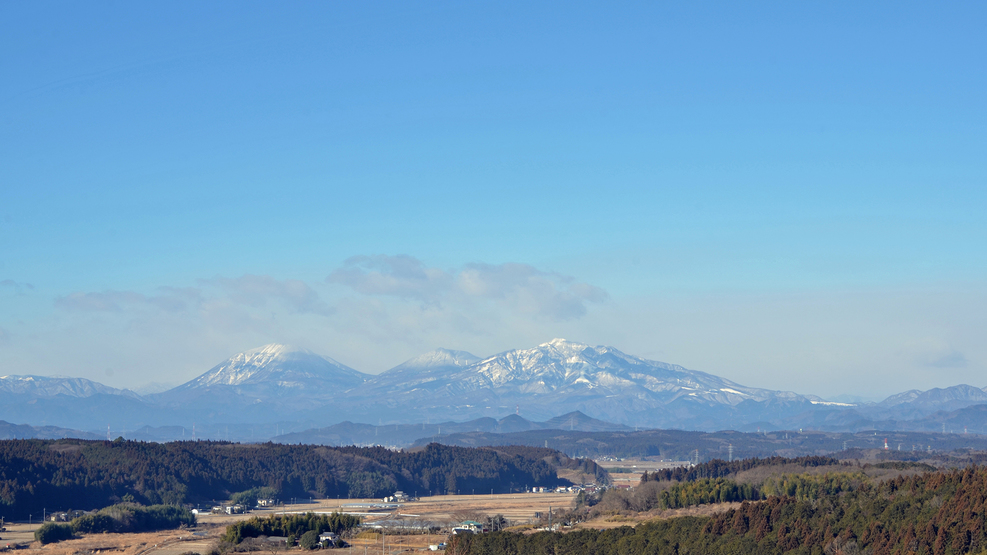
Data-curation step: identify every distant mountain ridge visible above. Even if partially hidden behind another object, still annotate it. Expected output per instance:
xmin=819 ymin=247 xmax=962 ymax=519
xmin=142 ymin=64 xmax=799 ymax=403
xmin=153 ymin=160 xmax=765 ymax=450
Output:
xmin=4 ymin=340 xmax=987 ymax=437
xmin=0 ymin=420 xmax=101 ymax=440
xmin=878 ymin=384 xmax=987 ymax=410
xmin=343 ymin=338 xmax=818 ymax=426
xmin=0 ymin=374 xmax=141 ymax=399
xmin=273 ymin=410 xmax=631 ymax=447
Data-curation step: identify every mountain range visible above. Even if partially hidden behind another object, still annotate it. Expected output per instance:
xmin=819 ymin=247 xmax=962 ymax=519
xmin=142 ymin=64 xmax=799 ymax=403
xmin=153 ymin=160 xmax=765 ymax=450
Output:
xmin=3 ymin=339 xmax=987 ymax=440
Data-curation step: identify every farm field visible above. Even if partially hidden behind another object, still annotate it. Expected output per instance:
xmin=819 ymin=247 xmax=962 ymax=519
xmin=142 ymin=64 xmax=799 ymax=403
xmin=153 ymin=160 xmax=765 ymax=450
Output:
xmin=197 ymin=492 xmax=578 ymax=525
xmin=593 ymin=458 xmax=689 ymax=488
xmin=4 ymin=492 xmax=579 ymax=555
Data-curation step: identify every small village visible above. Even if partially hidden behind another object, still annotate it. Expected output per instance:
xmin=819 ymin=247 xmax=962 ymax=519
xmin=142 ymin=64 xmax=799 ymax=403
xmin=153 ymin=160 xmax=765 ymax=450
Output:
xmin=0 ymin=484 xmax=615 ymax=554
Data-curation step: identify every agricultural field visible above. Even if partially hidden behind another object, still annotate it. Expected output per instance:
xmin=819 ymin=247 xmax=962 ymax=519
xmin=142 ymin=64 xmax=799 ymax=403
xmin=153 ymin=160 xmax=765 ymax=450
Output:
xmin=3 ymin=492 xmax=580 ymax=555
xmin=591 ymin=458 xmax=689 ymax=488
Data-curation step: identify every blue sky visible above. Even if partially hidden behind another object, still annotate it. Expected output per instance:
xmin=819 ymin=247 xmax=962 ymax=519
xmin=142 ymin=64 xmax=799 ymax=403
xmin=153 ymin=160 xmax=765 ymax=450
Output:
xmin=1 ymin=2 xmax=984 ymax=398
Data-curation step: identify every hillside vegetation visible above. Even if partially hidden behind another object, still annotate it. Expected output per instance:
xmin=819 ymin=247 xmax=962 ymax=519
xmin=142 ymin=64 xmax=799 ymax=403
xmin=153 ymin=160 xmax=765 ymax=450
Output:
xmin=0 ymin=439 xmax=587 ymax=520
xmin=457 ymin=460 xmax=987 ymax=555
xmin=221 ymin=512 xmax=360 ymax=545
xmin=35 ymin=503 xmax=195 ymax=544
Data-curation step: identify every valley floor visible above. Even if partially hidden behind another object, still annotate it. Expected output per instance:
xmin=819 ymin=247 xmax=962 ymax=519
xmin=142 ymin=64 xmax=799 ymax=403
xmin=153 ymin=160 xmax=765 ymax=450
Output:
xmin=5 ymin=493 xmax=580 ymax=555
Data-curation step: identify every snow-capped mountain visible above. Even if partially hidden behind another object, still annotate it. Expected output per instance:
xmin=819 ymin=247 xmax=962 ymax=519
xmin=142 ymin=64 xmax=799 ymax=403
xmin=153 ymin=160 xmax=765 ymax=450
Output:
xmin=343 ymin=338 xmax=817 ymax=427
xmin=169 ymin=343 xmax=367 ymax=391
xmin=153 ymin=344 xmax=370 ymax=416
xmin=462 ymin=338 xmax=791 ymax=405
xmin=394 ymin=348 xmax=482 ymax=371
xmin=6 ymin=339 xmax=987 ymax=435
xmin=359 ymin=348 xmax=481 ymax=396
xmin=877 ymin=385 xmax=987 ymax=410
xmin=0 ymin=375 xmax=141 ymax=399
xmin=854 ymin=384 xmax=987 ymax=423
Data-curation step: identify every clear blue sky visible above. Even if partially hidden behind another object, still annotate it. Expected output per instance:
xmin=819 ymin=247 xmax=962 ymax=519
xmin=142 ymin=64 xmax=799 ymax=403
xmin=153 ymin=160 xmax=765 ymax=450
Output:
xmin=1 ymin=2 xmax=984 ymax=398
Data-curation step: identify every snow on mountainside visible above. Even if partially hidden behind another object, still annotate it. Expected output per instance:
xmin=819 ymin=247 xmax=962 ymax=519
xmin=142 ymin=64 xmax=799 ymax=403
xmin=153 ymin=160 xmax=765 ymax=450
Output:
xmin=0 ymin=375 xmax=141 ymax=399
xmin=882 ymin=385 xmax=987 ymax=408
xmin=872 ymin=385 xmax=987 ymax=418
xmin=347 ymin=338 xmax=817 ymax=426
xmin=6 ymin=339 xmax=987 ymax=434
xmin=879 ymin=390 xmax=923 ymax=407
xmin=391 ymin=348 xmax=481 ymax=371
xmin=460 ymin=338 xmax=794 ymax=405
xmin=168 ymin=344 xmax=368 ymax=393
xmin=361 ymin=348 xmax=482 ymax=394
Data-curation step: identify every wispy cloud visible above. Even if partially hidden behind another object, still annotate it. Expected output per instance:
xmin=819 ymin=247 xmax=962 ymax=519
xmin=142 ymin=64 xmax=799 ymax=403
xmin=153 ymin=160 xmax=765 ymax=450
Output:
xmin=55 ymin=288 xmax=201 ymax=313
xmin=327 ymin=255 xmax=452 ymax=303
xmin=206 ymin=274 xmax=334 ymax=316
xmin=54 ymin=276 xmax=333 ymax=318
xmin=328 ymin=255 xmax=608 ymax=321
xmin=906 ymin=338 xmax=970 ymax=370
xmin=1 ymin=279 xmax=34 ymax=295
xmin=921 ymin=349 xmax=968 ymax=369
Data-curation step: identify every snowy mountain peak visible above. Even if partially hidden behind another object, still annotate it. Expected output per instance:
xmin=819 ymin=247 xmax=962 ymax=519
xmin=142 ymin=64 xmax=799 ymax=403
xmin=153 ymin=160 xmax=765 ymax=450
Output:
xmin=538 ymin=338 xmax=590 ymax=354
xmin=170 ymin=343 xmax=368 ymax=392
xmin=242 ymin=343 xmax=313 ymax=358
xmin=391 ymin=348 xmax=481 ymax=371
xmin=455 ymin=339 xmax=790 ymax=408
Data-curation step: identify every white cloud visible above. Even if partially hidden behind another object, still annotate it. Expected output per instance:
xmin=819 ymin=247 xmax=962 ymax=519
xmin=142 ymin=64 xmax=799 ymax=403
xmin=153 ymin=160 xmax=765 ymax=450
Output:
xmin=328 ymin=255 xmax=608 ymax=321
xmin=55 ymin=289 xmax=199 ymax=313
xmin=1 ymin=279 xmax=35 ymax=295
xmin=16 ymin=260 xmax=984 ymax=399
xmin=206 ymin=274 xmax=333 ymax=316
xmin=908 ymin=338 xmax=969 ymax=369
xmin=327 ymin=255 xmax=452 ymax=302
xmin=55 ymin=276 xmax=330 ymax=318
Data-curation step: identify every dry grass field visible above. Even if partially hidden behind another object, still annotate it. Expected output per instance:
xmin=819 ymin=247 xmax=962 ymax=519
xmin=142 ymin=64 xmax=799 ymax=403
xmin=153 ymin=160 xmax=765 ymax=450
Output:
xmin=0 ymin=525 xmax=213 ymax=555
xmin=195 ymin=492 xmax=578 ymax=525
xmin=593 ymin=458 xmax=690 ymax=488
xmin=4 ymin=493 xmax=579 ymax=555
xmin=574 ymin=501 xmax=744 ymax=531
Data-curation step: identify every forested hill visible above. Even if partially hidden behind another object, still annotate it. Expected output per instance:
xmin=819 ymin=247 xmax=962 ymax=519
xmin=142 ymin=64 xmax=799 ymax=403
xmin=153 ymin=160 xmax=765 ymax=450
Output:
xmin=0 ymin=439 xmax=581 ymax=520
xmin=455 ymin=465 xmax=987 ymax=555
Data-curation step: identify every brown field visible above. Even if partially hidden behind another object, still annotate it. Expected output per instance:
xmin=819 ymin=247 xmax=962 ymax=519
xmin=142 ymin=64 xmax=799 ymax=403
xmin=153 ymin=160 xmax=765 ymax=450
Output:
xmin=593 ymin=458 xmax=690 ymax=488
xmin=0 ymin=526 xmax=213 ymax=555
xmin=575 ymin=501 xmax=744 ymax=530
xmin=5 ymin=493 xmax=578 ymax=555
xmin=196 ymin=492 xmax=577 ymax=526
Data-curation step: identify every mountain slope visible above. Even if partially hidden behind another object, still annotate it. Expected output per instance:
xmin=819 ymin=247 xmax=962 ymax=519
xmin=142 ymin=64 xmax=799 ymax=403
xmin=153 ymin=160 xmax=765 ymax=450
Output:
xmin=6 ymin=340 xmax=987 ymax=435
xmin=151 ymin=344 xmax=371 ymax=420
xmin=0 ymin=420 xmax=101 ymax=440
xmin=359 ymin=348 xmax=481 ymax=395
xmin=275 ymin=410 xmax=631 ymax=447
xmin=0 ymin=375 xmax=142 ymax=399
xmin=339 ymin=339 xmax=817 ymax=427
xmin=168 ymin=343 xmax=367 ymax=392
xmin=879 ymin=384 xmax=987 ymax=411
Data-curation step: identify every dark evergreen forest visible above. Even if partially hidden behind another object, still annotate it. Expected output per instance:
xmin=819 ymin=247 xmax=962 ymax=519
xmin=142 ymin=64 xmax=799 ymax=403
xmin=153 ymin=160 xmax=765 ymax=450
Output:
xmin=0 ymin=439 xmax=577 ymax=520
xmin=455 ymin=465 xmax=987 ymax=555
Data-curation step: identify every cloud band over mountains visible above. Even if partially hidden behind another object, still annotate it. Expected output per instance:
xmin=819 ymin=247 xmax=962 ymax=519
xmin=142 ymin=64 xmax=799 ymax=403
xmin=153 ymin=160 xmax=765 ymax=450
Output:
xmin=328 ymin=255 xmax=608 ymax=320
xmin=53 ymin=256 xmax=607 ymax=324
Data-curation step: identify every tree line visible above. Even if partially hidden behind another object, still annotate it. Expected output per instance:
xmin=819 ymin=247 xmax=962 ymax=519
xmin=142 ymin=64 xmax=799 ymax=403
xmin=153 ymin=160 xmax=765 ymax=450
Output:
xmin=0 ymin=439 xmax=576 ymax=520
xmin=454 ymin=464 xmax=987 ymax=554
xmin=221 ymin=512 xmax=360 ymax=546
xmin=35 ymin=503 xmax=194 ymax=544
xmin=641 ymin=455 xmax=843 ymax=483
